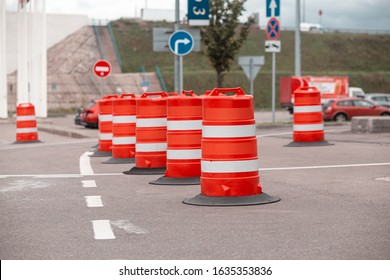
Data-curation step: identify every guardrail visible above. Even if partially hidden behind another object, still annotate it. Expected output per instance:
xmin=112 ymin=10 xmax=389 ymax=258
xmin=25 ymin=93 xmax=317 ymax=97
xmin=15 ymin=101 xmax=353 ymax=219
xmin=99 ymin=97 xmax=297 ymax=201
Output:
xmin=155 ymin=64 xmax=167 ymax=92
xmin=107 ymin=21 xmax=123 ymax=70
xmin=92 ymin=25 xmax=105 ymax=59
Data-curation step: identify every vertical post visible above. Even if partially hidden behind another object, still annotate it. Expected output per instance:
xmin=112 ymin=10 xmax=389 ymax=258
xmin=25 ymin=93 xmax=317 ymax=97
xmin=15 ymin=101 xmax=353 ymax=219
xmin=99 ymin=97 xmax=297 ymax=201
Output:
xmin=272 ymin=52 xmax=276 ymax=123
xmin=100 ymin=78 xmax=104 ymax=98
xmin=17 ymin=0 xmax=29 ymax=104
xmin=40 ymin=0 xmax=47 ymax=118
xmin=179 ymin=56 xmax=183 ymax=93
xmin=174 ymin=0 xmax=180 ymax=93
xmin=295 ymin=0 xmax=301 ymax=76
xmin=249 ymin=58 xmax=253 ymax=96
xmin=0 ymin=0 xmax=7 ymax=118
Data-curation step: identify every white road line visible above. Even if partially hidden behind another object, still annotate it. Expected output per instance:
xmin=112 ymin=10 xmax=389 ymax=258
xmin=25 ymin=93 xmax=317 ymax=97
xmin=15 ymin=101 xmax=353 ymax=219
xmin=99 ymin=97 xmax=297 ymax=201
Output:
xmin=0 ymin=139 xmax=96 ymax=150
xmin=256 ymin=128 xmax=349 ymax=138
xmin=0 ymin=173 xmax=123 ymax=179
xmin=85 ymin=196 xmax=104 ymax=207
xmin=34 ymin=174 xmax=83 ymax=178
xmin=79 ymin=151 xmax=94 ymax=175
xmin=257 ymin=132 xmax=291 ymax=138
xmin=259 ymin=162 xmax=390 ymax=171
xmin=92 ymin=220 xmax=115 ymax=240
xmin=82 ymin=180 xmax=97 ymax=188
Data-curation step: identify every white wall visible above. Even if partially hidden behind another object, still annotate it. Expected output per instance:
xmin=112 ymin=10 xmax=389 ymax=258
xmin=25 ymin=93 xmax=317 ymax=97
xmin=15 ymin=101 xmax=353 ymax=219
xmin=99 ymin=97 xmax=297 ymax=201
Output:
xmin=6 ymin=12 xmax=89 ymax=74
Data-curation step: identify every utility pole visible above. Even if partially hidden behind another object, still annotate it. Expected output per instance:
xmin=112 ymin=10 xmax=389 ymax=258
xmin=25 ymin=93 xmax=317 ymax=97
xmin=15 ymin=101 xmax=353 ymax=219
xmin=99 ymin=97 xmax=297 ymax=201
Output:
xmin=0 ymin=0 xmax=7 ymax=118
xmin=295 ymin=0 xmax=301 ymax=76
xmin=174 ymin=0 xmax=180 ymax=93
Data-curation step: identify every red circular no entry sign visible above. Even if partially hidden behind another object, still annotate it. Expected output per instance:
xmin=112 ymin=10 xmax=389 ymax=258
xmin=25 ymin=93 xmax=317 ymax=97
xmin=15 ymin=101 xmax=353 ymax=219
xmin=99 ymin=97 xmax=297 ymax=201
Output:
xmin=93 ymin=60 xmax=111 ymax=78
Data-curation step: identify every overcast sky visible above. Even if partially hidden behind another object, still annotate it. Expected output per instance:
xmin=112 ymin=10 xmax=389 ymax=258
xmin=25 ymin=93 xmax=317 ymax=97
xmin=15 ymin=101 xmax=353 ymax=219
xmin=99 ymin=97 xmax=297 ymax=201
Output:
xmin=5 ymin=0 xmax=390 ymax=30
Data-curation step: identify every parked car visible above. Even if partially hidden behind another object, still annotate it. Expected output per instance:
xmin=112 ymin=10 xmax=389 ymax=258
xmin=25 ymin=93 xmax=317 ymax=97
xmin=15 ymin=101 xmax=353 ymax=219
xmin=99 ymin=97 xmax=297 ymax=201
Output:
xmin=323 ymin=97 xmax=390 ymax=121
xmin=79 ymin=100 xmax=99 ymax=128
xmin=74 ymin=107 xmax=82 ymax=125
xmin=365 ymin=93 xmax=390 ymax=108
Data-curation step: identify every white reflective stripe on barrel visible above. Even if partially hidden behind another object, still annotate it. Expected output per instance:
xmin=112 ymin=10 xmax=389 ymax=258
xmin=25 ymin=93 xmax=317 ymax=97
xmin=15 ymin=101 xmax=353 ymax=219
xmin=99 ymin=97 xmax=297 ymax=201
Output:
xmin=99 ymin=133 xmax=113 ymax=140
xmin=293 ymin=105 xmax=323 ymax=113
xmin=112 ymin=137 xmax=136 ymax=145
xmin=136 ymin=118 xmax=167 ymax=127
xmin=202 ymin=124 xmax=256 ymax=138
xmin=167 ymin=120 xmax=202 ymax=131
xmin=136 ymin=143 xmax=167 ymax=152
xmin=98 ymin=114 xmax=112 ymax=122
xmin=112 ymin=115 xmax=136 ymax=124
xmin=201 ymin=159 xmax=259 ymax=173
xmin=16 ymin=115 xmax=36 ymax=121
xmin=293 ymin=124 xmax=324 ymax=131
xmin=16 ymin=127 xmax=38 ymax=133
xmin=167 ymin=149 xmax=201 ymax=160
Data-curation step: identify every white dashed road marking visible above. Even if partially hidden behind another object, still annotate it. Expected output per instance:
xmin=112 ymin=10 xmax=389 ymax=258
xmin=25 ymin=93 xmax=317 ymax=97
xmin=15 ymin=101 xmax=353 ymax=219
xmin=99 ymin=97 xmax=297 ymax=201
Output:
xmin=85 ymin=196 xmax=104 ymax=207
xmin=92 ymin=220 xmax=116 ymax=240
xmin=82 ymin=180 xmax=97 ymax=188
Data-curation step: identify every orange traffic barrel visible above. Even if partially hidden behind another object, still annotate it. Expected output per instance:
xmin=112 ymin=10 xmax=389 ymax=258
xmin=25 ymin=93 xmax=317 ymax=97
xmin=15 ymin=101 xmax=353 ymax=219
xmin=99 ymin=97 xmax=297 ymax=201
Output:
xmin=183 ymin=87 xmax=280 ymax=206
xmin=124 ymin=91 xmax=168 ymax=175
xmin=94 ymin=95 xmax=118 ymax=156
xmin=15 ymin=103 xmax=39 ymax=143
xmin=287 ymin=86 xmax=332 ymax=147
xmin=103 ymin=93 xmax=136 ymax=164
xmin=150 ymin=90 xmax=202 ymax=185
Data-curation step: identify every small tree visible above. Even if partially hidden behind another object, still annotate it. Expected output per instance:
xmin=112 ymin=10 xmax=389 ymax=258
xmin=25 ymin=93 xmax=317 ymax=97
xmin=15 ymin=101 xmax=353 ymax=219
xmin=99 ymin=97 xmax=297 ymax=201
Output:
xmin=201 ymin=0 xmax=254 ymax=87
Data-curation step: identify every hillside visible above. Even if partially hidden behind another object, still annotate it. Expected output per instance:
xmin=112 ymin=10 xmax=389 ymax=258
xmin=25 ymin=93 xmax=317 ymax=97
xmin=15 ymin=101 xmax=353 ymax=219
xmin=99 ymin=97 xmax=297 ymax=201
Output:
xmin=111 ymin=19 xmax=390 ymax=108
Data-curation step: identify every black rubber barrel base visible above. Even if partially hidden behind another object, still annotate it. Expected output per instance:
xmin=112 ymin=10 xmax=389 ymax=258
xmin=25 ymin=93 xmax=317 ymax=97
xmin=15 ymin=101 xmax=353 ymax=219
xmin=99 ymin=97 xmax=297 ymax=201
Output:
xmin=13 ymin=140 xmax=42 ymax=144
xmin=149 ymin=176 xmax=200 ymax=185
xmin=183 ymin=192 xmax=281 ymax=207
xmin=123 ymin=167 xmax=166 ymax=175
xmin=102 ymin=157 xmax=135 ymax=164
xmin=89 ymin=149 xmax=111 ymax=157
xmin=285 ymin=140 xmax=334 ymax=147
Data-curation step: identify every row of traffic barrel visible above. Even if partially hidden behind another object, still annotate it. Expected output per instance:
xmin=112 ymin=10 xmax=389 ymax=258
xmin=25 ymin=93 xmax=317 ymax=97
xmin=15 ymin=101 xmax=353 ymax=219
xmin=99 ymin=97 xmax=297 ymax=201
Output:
xmin=13 ymin=86 xmax=328 ymax=206
xmin=93 ymin=87 xmax=284 ymax=206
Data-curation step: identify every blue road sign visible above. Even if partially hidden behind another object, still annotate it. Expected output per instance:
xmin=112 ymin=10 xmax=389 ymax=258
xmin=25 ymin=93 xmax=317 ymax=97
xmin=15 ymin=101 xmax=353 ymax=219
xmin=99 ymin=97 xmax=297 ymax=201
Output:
xmin=169 ymin=30 xmax=194 ymax=56
xmin=188 ymin=0 xmax=209 ymax=26
xmin=266 ymin=17 xmax=280 ymax=40
xmin=266 ymin=0 xmax=280 ymax=18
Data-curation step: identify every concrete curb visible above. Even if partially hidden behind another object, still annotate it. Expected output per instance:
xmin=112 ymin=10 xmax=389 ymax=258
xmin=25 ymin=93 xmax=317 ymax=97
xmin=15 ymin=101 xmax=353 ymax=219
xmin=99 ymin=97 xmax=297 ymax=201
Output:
xmin=351 ymin=116 xmax=390 ymax=133
xmin=38 ymin=125 xmax=90 ymax=138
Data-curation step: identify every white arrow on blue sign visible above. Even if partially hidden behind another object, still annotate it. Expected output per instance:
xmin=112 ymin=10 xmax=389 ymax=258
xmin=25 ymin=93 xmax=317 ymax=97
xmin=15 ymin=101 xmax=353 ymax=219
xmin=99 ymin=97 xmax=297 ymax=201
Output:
xmin=266 ymin=0 xmax=280 ymax=18
xmin=169 ymin=30 xmax=194 ymax=56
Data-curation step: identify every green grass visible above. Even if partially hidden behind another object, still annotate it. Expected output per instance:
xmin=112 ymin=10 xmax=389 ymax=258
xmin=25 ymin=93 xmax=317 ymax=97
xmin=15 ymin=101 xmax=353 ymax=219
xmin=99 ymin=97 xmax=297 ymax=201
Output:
xmin=111 ymin=19 xmax=390 ymax=108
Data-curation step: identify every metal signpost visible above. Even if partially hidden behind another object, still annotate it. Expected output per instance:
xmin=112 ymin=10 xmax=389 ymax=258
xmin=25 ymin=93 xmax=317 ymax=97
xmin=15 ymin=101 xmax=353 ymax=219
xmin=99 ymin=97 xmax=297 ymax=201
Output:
xmin=168 ymin=30 xmax=194 ymax=93
xmin=265 ymin=0 xmax=281 ymax=123
xmin=239 ymin=56 xmax=264 ymax=96
xmin=93 ymin=60 xmax=111 ymax=97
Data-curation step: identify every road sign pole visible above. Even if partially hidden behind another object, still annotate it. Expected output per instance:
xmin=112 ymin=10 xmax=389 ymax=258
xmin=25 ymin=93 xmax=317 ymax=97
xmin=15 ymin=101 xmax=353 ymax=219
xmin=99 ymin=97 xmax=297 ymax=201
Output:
xmin=295 ymin=0 xmax=301 ymax=76
xmin=179 ymin=56 xmax=183 ymax=93
xmin=272 ymin=52 xmax=276 ymax=123
xmin=100 ymin=78 xmax=104 ymax=98
xmin=174 ymin=0 xmax=180 ymax=93
xmin=249 ymin=58 xmax=254 ymax=96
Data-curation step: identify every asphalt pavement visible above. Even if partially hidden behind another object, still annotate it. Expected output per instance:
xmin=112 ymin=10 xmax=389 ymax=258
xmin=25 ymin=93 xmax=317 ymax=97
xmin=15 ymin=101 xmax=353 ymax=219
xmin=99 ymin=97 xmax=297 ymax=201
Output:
xmin=0 ymin=112 xmax=389 ymax=260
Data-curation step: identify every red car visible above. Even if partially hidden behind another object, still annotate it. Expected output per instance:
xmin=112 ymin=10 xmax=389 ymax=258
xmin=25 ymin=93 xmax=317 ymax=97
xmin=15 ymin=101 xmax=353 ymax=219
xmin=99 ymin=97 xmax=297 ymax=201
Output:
xmin=323 ymin=97 xmax=390 ymax=121
xmin=79 ymin=100 xmax=99 ymax=128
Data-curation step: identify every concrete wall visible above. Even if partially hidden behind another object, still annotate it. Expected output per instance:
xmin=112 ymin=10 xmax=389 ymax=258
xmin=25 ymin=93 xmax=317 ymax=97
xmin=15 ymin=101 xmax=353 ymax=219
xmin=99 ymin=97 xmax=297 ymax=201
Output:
xmin=6 ymin=12 xmax=89 ymax=74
